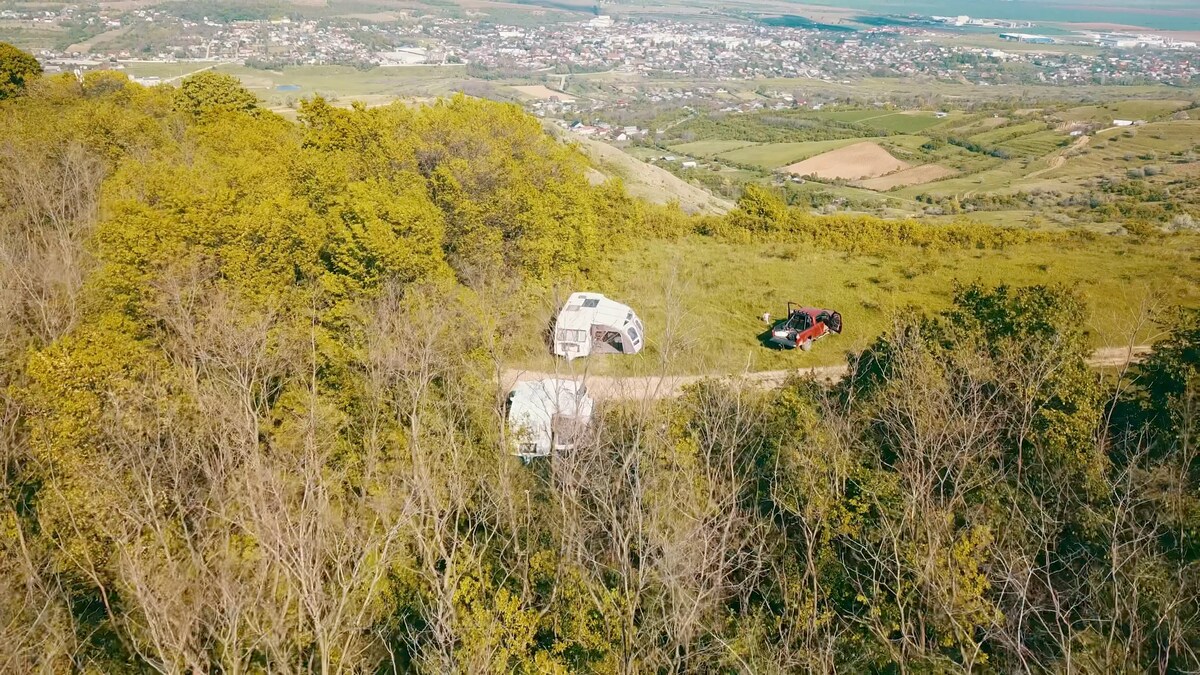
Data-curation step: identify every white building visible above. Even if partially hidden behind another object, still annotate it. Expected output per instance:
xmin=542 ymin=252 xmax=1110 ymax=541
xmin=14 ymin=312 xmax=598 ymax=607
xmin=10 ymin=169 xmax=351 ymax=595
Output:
xmin=507 ymin=379 xmax=594 ymax=458
xmin=379 ymin=48 xmax=427 ymax=66
xmin=552 ymin=292 xmax=644 ymax=360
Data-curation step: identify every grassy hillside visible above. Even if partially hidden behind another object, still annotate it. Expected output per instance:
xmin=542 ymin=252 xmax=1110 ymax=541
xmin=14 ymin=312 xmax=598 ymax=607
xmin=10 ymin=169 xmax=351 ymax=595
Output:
xmin=509 ymin=233 xmax=1200 ymax=376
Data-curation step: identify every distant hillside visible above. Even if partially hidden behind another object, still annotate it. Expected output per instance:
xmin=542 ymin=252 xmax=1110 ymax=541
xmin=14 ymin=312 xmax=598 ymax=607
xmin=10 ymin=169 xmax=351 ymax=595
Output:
xmin=570 ymin=134 xmax=733 ymax=215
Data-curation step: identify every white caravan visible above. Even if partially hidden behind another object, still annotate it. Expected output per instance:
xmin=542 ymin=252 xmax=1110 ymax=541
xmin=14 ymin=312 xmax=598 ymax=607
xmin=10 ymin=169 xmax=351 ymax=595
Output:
xmin=506 ymin=379 xmax=594 ymax=459
xmin=552 ymin=292 xmax=645 ymax=360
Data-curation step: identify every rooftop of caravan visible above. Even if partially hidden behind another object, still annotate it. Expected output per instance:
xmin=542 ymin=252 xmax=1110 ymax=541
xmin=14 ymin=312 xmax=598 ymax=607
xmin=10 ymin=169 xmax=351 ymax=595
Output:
xmin=508 ymin=379 xmax=591 ymax=420
xmin=556 ymin=292 xmax=636 ymax=332
xmin=507 ymin=379 xmax=593 ymax=456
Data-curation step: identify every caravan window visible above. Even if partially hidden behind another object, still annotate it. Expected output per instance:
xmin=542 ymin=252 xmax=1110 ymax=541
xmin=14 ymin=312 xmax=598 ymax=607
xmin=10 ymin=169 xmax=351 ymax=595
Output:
xmin=582 ymin=298 xmax=600 ymax=308
xmin=628 ymin=326 xmax=640 ymax=343
xmin=556 ymin=329 xmax=587 ymax=342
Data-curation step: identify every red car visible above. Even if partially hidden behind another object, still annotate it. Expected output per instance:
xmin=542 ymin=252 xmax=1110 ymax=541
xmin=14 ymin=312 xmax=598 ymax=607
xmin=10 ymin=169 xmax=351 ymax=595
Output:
xmin=767 ymin=304 xmax=843 ymax=351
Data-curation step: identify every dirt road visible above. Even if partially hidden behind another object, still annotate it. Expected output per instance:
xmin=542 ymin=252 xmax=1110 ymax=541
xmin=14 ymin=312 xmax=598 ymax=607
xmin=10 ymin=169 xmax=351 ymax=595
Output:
xmin=1024 ymin=132 xmax=1091 ymax=180
xmin=502 ymin=346 xmax=1151 ymax=401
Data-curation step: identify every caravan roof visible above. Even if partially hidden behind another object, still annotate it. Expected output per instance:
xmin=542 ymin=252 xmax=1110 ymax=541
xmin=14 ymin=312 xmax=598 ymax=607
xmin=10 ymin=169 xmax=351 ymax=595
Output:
xmin=507 ymin=379 xmax=594 ymax=458
xmin=556 ymin=292 xmax=634 ymax=332
xmin=553 ymin=292 xmax=645 ymax=360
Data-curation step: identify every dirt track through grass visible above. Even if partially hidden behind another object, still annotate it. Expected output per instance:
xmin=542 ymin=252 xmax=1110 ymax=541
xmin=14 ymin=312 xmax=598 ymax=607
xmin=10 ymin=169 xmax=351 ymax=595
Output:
xmin=1025 ymin=132 xmax=1093 ymax=180
xmin=503 ymin=346 xmax=1152 ymax=401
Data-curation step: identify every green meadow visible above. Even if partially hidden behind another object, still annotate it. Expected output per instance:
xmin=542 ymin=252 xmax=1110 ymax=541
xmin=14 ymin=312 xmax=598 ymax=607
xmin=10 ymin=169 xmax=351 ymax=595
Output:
xmin=511 ymin=234 xmax=1200 ymax=377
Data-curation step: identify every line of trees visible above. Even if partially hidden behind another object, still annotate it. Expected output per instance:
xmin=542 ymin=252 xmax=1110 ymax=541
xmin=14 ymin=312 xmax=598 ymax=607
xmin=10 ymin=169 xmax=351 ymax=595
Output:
xmin=1 ymin=46 xmax=1198 ymax=672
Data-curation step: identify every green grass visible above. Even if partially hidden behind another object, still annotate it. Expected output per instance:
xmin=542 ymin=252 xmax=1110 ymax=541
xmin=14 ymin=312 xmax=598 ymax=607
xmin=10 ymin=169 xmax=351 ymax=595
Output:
xmin=670 ymin=139 xmax=759 ymax=156
xmin=806 ymin=109 xmax=893 ymax=123
xmin=881 ymin=135 xmax=933 ymax=151
xmin=1044 ymin=120 xmax=1200 ymax=181
xmin=510 ymin=235 xmax=1200 ymax=376
xmin=804 ymin=109 xmax=951 ymax=133
xmin=999 ymin=130 xmax=1068 ymax=157
xmin=969 ymin=121 xmax=1048 ymax=145
xmin=0 ymin=27 xmax=66 ymax=50
xmin=862 ymin=112 xmax=949 ymax=134
xmin=119 ymin=61 xmax=217 ymax=80
xmin=1060 ymin=100 xmax=1193 ymax=124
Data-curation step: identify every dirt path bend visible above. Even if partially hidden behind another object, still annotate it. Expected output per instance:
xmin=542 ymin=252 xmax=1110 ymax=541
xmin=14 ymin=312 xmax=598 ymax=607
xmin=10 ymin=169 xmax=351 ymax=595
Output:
xmin=1025 ymin=132 xmax=1091 ymax=180
xmin=502 ymin=345 xmax=1151 ymax=402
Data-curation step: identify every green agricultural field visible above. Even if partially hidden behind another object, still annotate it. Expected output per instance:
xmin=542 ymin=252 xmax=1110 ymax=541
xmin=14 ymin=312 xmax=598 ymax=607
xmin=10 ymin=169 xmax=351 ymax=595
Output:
xmin=1060 ymin=100 xmax=1193 ymax=124
xmin=999 ymin=129 xmax=1069 ymax=157
xmin=716 ymin=137 xmax=931 ymax=169
xmin=670 ymin=139 xmax=759 ymax=156
xmin=805 ymin=109 xmax=951 ymax=133
xmin=0 ymin=27 xmax=66 ymax=50
xmin=969 ymin=121 xmax=1048 ymax=145
xmin=862 ymin=112 xmax=950 ymax=134
xmin=120 ymin=61 xmax=218 ymax=80
xmin=541 ymin=235 xmax=1200 ymax=376
xmin=716 ymin=139 xmax=870 ymax=169
xmin=894 ymin=160 xmax=1029 ymax=198
xmin=946 ymin=114 xmax=1014 ymax=137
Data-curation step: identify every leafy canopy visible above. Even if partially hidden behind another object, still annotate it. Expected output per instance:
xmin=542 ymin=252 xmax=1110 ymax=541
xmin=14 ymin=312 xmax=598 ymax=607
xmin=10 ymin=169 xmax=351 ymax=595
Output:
xmin=0 ymin=42 xmax=41 ymax=99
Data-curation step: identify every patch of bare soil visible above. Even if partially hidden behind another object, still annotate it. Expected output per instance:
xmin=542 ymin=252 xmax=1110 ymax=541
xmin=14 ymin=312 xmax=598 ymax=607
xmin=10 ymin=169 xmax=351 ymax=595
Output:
xmin=781 ymin=142 xmax=910 ymax=181
xmin=854 ymin=164 xmax=957 ymax=191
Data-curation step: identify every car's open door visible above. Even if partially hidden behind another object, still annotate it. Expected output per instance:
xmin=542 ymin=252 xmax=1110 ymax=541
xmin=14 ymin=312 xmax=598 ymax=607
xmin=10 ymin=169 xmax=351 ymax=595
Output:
xmin=828 ymin=311 xmax=843 ymax=334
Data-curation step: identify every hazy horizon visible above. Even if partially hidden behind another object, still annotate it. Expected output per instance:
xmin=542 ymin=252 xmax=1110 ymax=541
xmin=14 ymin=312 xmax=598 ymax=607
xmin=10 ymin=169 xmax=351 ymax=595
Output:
xmin=788 ymin=0 xmax=1200 ymax=32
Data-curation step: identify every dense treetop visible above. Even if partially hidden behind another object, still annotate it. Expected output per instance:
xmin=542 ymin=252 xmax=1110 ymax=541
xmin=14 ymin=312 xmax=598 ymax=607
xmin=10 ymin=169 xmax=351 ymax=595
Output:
xmin=0 ymin=41 xmax=41 ymax=99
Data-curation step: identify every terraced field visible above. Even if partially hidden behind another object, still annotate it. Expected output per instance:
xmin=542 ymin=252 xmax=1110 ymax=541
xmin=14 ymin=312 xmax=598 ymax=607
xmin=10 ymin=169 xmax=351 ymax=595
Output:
xmin=1000 ymin=130 xmax=1069 ymax=158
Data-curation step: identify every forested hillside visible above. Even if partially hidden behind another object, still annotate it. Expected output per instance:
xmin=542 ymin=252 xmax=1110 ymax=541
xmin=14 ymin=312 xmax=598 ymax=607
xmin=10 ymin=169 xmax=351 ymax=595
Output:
xmin=1 ymin=47 xmax=1198 ymax=673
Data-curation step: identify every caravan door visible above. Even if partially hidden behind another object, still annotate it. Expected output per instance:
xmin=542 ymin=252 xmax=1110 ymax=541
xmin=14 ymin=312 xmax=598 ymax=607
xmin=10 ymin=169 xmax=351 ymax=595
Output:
xmin=592 ymin=327 xmax=625 ymax=354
